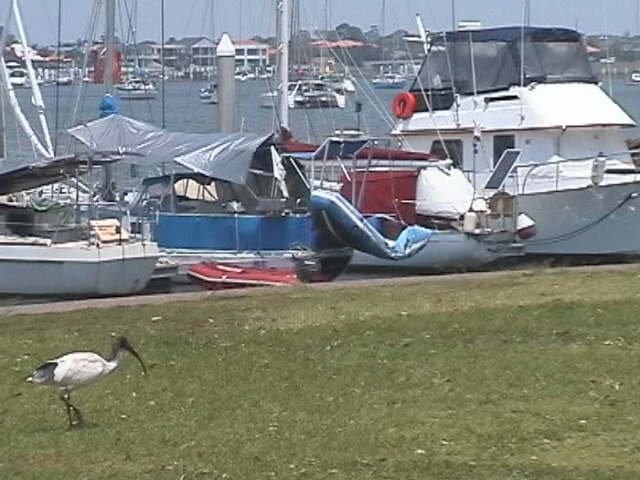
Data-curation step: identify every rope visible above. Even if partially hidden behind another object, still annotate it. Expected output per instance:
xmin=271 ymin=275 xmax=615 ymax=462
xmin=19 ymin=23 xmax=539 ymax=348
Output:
xmin=527 ymin=191 xmax=640 ymax=246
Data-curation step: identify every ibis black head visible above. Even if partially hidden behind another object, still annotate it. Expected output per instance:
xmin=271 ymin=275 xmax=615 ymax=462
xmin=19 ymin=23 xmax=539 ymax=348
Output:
xmin=113 ymin=336 xmax=148 ymax=376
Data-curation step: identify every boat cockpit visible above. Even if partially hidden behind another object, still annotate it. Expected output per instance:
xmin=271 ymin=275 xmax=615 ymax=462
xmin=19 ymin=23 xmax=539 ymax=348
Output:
xmin=409 ymin=26 xmax=597 ymax=113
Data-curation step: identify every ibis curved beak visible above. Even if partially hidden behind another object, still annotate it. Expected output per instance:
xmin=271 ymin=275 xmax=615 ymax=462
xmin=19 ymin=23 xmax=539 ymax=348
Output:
xmin=127 ymin=347 xmax=148 ymax=376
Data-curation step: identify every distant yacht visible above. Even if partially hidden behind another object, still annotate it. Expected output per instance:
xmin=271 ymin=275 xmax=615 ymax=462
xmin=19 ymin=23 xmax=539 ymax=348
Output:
xmin=115 ymin=78 xmax=158 ymax=100
xmin=629 ymin=70 xmax=640 ymax=84
xmin=371 ymin=73 xmax=407 ymax=89
xmin=5 ymin=61 xmax=28 ymax=88
xmin=199 ymin=82 xmax=218 ymax=104
xmin=261 ymin=79 xmax=346 ymax=109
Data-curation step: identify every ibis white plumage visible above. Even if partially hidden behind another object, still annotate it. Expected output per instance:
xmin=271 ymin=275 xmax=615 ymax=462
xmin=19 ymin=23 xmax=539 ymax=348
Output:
xmin=27 ymin=336 xmax=147 ymax=428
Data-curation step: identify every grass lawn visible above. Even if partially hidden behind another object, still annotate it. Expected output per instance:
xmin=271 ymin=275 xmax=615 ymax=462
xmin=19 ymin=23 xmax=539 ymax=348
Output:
xmin=2 ymin=268 xmax=640 ymax=479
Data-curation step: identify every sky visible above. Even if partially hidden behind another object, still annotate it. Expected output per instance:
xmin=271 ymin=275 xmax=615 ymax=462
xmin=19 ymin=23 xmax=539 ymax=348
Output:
xmin=3 ymin=0 xmax=640 ymax=46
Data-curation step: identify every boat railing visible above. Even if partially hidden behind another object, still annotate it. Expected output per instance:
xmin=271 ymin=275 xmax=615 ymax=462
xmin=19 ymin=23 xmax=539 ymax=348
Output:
xmin=509 ymin=149 xmax=640 ymax=194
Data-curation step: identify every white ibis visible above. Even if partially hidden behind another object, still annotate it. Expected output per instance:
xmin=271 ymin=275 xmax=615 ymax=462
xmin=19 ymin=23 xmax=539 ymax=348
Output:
xmin=27 ymin=336 xmax=147 ymax=428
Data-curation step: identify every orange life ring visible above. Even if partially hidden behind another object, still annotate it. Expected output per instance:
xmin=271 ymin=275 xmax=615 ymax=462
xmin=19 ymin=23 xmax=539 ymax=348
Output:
xmin=392 ymin=92 xmax=417 ymax=119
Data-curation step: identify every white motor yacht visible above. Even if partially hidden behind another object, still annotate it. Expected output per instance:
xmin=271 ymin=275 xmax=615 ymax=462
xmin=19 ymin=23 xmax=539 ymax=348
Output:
xmin=261 ymin=80 xmax=346 ymax=109
xmin=115 ymin=78 xmax=158 ymax=100
xmin=371 ymin=73 xmax=407 ymax=89
xmin=391 ymin=26 xmax=640 ymax=256
xmin=5 ymin=62 xmax=28 ymax=88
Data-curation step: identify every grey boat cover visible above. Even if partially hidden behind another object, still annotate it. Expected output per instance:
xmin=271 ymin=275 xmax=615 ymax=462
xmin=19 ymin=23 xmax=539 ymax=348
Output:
xmin=0 ymin=154 xmax=89 ymax=195
xmin=68 ymin=114 xmax=272 ymax=185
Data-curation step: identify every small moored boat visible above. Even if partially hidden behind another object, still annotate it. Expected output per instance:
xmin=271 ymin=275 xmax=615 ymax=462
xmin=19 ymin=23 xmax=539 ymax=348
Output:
xmin=629 ymin=71 xmax=640 ymax=84
xmin=199 ymin=82 xmax=218 ymax=104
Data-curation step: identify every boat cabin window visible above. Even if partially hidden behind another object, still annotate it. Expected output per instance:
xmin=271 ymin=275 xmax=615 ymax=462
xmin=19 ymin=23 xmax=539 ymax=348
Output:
xmin=411 ymin=27 xmax=597 ymax=97
xmin=430 ymin=139 xmax=463 ymax=168
xmin=493 ymin=135 xmax=515 ymax=166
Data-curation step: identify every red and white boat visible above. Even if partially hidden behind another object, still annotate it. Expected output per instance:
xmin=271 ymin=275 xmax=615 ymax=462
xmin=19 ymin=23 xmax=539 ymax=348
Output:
xmin=187 ymin=262 xmax=301 ymax=290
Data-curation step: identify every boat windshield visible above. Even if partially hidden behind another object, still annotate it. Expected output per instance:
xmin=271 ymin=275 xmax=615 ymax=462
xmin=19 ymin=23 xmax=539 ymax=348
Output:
xmin=412 ymin=27 xmax=597 ymax=95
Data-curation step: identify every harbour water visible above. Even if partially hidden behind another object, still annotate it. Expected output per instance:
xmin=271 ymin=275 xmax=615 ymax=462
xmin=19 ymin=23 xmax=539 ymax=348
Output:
xmin=9 ymin=77 xmax=640 ymax=156
xmin=13 ymin=79 xmax=400 ymax=154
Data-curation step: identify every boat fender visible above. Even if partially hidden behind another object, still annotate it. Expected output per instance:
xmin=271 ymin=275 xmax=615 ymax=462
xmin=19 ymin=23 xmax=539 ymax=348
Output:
xmin=591 ymin=154 xmax=607 ymax=186
xmin=462 ymin=211 xmax=478 ymax=233
xmin=516 ymin=213 xmax=537 ymax=240
xmin=392 ymin=92 xmax=417 ymax=119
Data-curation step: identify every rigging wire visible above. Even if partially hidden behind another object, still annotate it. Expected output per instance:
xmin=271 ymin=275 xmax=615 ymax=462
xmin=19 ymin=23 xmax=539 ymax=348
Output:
xmin=298 ymin=9 xmax=397 ymax=135
xmin=69 ymin=0 xmax=101 ymax=138
xmin=119 ymin=0 xmax=155 ymax=122
xmin=54 ymin=0 xmax=62 ymax=155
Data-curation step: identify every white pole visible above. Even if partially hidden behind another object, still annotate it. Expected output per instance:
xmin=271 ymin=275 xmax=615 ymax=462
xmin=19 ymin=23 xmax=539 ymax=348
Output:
xmin=279 ymin=0 xmax=290 ymax=129
xmin=216 ymin=33 xmax=236 ymax=133
xmin=12 ymin=0 xmax=53 ymax=156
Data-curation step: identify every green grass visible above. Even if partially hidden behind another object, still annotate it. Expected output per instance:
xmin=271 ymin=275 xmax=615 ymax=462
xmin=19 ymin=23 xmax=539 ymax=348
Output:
xmin=3 ymin=268 xmax=640 ymax=479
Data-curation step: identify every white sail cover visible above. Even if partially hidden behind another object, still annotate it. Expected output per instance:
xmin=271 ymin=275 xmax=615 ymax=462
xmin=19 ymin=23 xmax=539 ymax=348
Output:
xmin=415 ymin=167 xmax=474 ymax=219
xmin=68 ymin=114 xmax=272 ymax=185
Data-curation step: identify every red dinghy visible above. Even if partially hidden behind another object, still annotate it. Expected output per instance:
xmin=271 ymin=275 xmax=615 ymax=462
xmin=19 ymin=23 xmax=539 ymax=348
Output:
xmin=188 ymin=262 xmax=301 ymax=290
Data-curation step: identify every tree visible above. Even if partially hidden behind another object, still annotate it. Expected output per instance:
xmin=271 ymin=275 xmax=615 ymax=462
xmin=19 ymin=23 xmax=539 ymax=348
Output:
xmin=335 ymin=23 xmax=365 ymax=42
xmin=365 ymin=25 xmax=381 ymax=44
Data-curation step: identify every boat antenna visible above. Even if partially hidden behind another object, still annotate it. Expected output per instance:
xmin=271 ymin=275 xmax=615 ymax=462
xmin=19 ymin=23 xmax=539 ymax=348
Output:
xmin=520 ymin=1 xmax=526 ymax=89
xmin=441 ymin=32 xmax=459 ymax=125
xmin=468 ymin=31 xmax=478 ymax=103
xmin=416 ymin=14 xmax=429 ymax=55
xmin=381 ymin=0 xmax=386 ymax=73
xmin=519 ymin=0 xmax=527 ymax=124
xmin=160 ymin=0 xmax=166 ymax=128
xmin=602 ymin=0 xmax=613 ymax=96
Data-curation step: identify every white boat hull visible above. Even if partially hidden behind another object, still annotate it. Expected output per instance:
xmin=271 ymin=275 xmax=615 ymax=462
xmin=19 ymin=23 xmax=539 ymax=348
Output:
xmin=350 ymin=231 xmax=519 ymax=270
xmin=0 ymin=241 xmax=160 ymax=296
xmin=116 ymin=91 xmax=158 ymax=100
xmin=519 ymin=181 xmax=640 ymax=255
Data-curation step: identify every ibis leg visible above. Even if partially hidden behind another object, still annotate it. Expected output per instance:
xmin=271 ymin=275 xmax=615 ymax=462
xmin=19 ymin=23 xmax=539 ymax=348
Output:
xmin=61 ymin=391 xmax=84 ymax=428
xmin=59 ymin=392 xmax=74 ymax=427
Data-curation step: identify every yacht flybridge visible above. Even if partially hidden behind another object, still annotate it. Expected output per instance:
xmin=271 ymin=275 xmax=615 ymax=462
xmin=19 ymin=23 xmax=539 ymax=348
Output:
xmin=391 ymin=26 xmax=640 ymax=256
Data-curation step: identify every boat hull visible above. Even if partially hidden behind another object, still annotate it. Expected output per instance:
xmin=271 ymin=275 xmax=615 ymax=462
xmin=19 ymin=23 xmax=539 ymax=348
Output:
xmin=154 ymin=213 xmax=352 ymax=282
xmin=116 ymin=92 xmax=158 ymax=100
xmin=519 ymin=180 xmax=640 ymax=255
xmin=0 ymin=241 xmax=160 ymax=296
xmin=349 ymin=231 xmax=520 ymax=271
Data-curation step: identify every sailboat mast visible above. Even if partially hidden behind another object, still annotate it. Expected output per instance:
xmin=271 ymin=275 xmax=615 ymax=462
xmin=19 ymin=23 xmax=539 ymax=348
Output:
xmin=104 ymin=0 xmax=116 ymax=92
xmin=380 ymin=0 xmax=386 ymax=72
xmin=211 ymin=0 xmax=216 ymax=42
xmin=12 ymin=0 xmax=53 ymax=156
xmin=279 ymin=0 xmax=290 ymax=129
xmin=0 ymin=2 xmax=52 ymax=159
xmin=160 ymin=0 xmax=166 ymax=127
xmin=451 ymin=0 xmax=456 ymax=31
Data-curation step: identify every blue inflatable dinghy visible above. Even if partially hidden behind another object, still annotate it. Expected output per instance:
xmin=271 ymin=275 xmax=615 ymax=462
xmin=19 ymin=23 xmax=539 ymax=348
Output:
xmin=310 ymin=189 xmax=433 ymax=261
